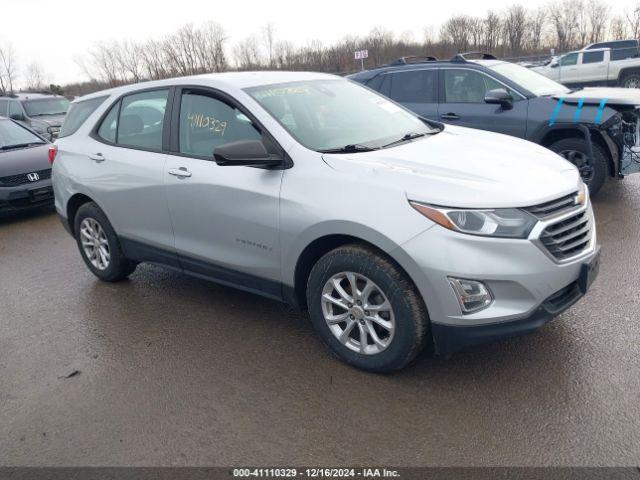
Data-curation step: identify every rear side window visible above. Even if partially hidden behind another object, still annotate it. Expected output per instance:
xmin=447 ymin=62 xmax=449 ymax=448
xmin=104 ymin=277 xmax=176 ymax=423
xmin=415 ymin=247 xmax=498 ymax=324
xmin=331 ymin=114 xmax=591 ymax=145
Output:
xmin=389 ymin=70 xmax=437 ymax=103
xmin=96 ymin=89 xmax=169 ymax=151
xmin=59 ymin=96 xmax=106 ymax=138
xmin=0 ymin=99 xmax=7 ymax=116
xmin=582 ymin=51 xmax=604 ymax=64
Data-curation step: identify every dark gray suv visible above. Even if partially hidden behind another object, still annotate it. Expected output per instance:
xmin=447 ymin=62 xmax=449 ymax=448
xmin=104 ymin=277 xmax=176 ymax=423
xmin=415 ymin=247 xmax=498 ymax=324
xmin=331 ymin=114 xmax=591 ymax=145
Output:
xmin=350 ymin=53 xmax=640 ymax=196
xmin=0 ymin=92 xmax=70 ymax=141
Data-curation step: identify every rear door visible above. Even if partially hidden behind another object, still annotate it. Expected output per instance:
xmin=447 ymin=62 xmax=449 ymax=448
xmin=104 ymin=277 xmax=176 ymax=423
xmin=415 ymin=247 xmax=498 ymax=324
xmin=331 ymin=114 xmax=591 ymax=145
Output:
xmin=163 ymin=87 xmax=283 ymax=297
xmin=438 ymin=68 xmax=528 ymax=138
xmin=79 ymin=88 xmax=177 ymax=264
xmin=386 ymin=69 xmax=439 ymax=120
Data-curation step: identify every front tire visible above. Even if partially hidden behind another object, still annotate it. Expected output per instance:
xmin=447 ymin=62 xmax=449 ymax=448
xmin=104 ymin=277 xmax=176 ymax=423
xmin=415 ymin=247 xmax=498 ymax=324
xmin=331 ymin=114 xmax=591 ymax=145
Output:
xmin=74 ymin=202 xmax=137 ymax=282
xmin=306 ymin=244 xmax=429 ymax=372
xmin=549 ymin=137 xmax=608 ymax=196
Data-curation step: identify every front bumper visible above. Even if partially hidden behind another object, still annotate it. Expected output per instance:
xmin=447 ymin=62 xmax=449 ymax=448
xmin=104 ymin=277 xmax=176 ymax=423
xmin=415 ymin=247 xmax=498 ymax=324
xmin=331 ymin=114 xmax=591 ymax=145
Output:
xmin=0 ymin=180 xmax=54 ymax=214
xmin=431 ymin=258 xmax=597 ymax=355
xmin=393 ymin=202 xmax=599 ymax=356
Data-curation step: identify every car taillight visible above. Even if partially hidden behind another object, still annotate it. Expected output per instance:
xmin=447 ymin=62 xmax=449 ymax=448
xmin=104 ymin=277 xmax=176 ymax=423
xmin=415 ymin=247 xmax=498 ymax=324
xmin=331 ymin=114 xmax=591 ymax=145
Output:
xmin=48 ymin=145 xmax=58 ymax=165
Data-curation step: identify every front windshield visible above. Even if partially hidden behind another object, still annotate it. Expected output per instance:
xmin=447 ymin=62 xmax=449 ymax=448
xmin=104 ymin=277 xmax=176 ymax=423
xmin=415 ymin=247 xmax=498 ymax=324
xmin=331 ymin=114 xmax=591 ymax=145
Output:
xmin=488 ymin=62 xmax=570 ymax=96
xmin=246 ymin=79 xmax=436 ymax=152
xmin=0 ymin=119 xmax=45 ymax=149
xmin=23 ymin=98 xmax=70 ymax=117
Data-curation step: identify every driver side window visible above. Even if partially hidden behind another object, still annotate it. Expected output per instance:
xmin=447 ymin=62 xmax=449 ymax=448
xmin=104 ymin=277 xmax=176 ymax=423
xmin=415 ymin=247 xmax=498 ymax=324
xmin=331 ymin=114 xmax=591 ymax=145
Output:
xmin=178 ymin=91 xmax=263 ymax=157
xmin=444 ymin=70 xmax=515 ymax=103
xmin=560 ymin=53 xmax=578 ymax=66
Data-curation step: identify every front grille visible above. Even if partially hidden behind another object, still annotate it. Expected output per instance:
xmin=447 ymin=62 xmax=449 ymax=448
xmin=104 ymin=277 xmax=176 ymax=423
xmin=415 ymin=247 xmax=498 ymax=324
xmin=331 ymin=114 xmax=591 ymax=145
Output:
xmin=525 ymin=192 xmax=578 ymax=219
xmin=540 ymin=210 xmax=591 ymax=261
xmin=0 ymin=169 xmax=51 ymax=187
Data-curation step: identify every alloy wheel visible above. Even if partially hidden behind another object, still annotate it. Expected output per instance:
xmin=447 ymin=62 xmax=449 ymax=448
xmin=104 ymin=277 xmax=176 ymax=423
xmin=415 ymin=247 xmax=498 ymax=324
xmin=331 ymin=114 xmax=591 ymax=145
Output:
xmin=558 ymin=149 xmax=594 ymax=183
xmin=79 ymin=217 xmax=110 ymax=270
xmin=321 ymin=272 xmax=395 ymax=355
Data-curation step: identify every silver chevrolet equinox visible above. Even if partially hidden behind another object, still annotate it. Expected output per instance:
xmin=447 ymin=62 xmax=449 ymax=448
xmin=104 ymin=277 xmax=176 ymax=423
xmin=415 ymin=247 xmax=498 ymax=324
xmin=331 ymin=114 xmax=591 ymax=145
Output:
xmin=52 ymin=72 xmax=600 ymax=372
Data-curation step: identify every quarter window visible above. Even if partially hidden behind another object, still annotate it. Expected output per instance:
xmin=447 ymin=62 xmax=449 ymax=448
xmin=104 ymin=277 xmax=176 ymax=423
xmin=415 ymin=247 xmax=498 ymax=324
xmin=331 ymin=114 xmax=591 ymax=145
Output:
xmin=389 ymin=70 xmax=437 ymax=103
xmin=582 ymin=51 xmax=604 ymax=64
xmin=444 ymin=70 xmax=514 ymax=103
xmin=59 ymin=96 xmax=107 ymax=138
xmin=178 ymin=91 xmax=262 ymax=157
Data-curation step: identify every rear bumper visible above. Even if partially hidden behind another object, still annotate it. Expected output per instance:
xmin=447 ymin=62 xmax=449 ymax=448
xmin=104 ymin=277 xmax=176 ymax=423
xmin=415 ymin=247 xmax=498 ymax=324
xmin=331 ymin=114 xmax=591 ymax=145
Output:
xmin=0 ymin=180 xmax=54 ymax=214
xmin=431 ymin=276 xmax=588 ymax=356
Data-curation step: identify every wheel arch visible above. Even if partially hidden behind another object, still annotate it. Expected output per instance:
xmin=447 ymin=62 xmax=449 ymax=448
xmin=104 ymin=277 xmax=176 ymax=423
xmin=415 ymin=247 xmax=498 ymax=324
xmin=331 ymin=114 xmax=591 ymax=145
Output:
xmin=289 ymin=232 xmax=424 ymax=312
xmin=66 ymin=193 xmax=96 ymax=235
xmin=618 ymin=67 xmax=640 ymax=84
xmin=538 ymin=126 xmax=617 ymax=177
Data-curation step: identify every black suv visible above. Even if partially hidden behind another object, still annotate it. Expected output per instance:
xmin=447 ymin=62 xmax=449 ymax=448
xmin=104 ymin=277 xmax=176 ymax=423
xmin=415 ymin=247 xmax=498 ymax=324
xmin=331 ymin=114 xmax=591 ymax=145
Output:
xmin=0 ymin=92 xmax=70 ymax=141
xmin=350 ymin=53 xmax=640 ymax=195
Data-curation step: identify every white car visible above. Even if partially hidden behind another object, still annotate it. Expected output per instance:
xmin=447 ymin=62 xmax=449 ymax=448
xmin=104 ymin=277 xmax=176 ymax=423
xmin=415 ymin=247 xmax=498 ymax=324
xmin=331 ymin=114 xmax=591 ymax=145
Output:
xmin=51 ymin=72 xmax=600 ymax=371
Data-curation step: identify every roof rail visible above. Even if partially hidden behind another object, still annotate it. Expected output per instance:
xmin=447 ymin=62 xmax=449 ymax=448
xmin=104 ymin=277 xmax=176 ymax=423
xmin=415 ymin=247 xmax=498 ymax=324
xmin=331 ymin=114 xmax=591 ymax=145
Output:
xmin=451 ymin=52 xmax=498 ymax=62
xmin=389 ymin=55 xmax=438 ymax=66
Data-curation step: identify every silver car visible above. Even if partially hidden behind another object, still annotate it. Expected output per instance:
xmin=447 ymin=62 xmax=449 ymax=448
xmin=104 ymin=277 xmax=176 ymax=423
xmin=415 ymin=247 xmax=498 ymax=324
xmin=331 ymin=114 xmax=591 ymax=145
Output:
xmin=52 ymin=72 xmax=600 ymax=372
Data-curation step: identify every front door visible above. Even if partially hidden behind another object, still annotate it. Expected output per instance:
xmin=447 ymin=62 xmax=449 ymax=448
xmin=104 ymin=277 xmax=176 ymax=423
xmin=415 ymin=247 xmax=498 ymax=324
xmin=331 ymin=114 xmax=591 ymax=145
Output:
xmin=438 ymin=68 xmax=528 ymax=138
xmin=164 ymin=88 xmax=283 ymax=298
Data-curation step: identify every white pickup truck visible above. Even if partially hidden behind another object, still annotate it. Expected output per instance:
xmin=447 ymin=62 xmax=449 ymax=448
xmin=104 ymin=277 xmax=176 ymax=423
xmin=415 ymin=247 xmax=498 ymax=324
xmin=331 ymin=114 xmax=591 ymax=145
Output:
xmin=533 ymin=40 xmax=640 ymax=88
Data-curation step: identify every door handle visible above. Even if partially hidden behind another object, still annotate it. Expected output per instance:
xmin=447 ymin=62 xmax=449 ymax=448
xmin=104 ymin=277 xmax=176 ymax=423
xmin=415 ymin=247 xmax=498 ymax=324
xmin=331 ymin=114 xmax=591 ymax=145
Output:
xmin=168 ymin=167 xmax=192 ymax=178
xmin=89 ymin=153 xmax=105 ymax=163
xmin=440 ymin=113 xmax=460 ymax=120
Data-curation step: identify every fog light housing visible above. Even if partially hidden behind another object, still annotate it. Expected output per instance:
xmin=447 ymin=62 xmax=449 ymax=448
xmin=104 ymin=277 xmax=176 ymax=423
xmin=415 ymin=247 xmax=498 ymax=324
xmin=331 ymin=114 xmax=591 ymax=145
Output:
xmin=448 ymin=278 xmax=493 ymax=314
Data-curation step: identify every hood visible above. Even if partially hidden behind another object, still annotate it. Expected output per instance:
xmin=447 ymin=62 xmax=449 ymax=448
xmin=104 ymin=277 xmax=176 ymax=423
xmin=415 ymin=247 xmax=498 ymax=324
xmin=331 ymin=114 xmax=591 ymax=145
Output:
xmin=554 ymin=88 xmax=640 ymax=106
xmin=30 ymin=114 xmax=66 ymax=128
xmin=322 ymin=126 xmax=580 ymax=209
xmin=0 ymin=144 xmax=51 ymax=177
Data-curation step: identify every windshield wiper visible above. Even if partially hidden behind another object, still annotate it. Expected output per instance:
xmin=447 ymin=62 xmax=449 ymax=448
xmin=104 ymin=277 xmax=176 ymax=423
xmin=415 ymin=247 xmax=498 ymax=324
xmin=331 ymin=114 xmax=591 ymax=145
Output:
xmin=319 ymin=144 xmax=377 ymax=154
xmin=0 ymin=142 xmax=45 ymax=150
xmin=31 ymin=112 xmax=67 ymax=116
xmin=381 ymin=132 xmax=427 ymax=149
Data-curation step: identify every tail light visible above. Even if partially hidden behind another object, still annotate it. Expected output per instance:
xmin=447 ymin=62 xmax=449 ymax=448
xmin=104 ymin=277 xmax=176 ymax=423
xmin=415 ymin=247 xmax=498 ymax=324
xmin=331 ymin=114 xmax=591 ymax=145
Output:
xmin=48 ymin=145 xmax=58 ymax=165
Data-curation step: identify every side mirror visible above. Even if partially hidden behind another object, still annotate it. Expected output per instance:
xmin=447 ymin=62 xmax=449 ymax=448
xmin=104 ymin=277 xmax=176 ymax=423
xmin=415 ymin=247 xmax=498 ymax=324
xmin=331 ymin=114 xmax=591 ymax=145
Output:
xmin=213 ymin=140 xmax=282 ymax=167
xmin=484 ymin=88 xmax=513 ymax=110
xmin=550 ymin=59 xmax=559 ymax=68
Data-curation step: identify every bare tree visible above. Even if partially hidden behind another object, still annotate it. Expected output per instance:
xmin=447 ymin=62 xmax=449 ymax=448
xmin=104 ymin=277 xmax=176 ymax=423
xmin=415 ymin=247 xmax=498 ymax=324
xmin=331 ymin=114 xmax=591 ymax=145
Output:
xmin=549 ymin=0 xmax=582 ymax=51
xmin=262 ymin=23 xmax=276 ymax=68
xmin=503 ymin=5 xmax=528 ymax=55
xmin=610 ymin=15 xmax=630 ymax=40
xmin=234 ymin=36 xmax=263 ymax=69
xmin=0 ymin=42 xmax=17 ymax=94
xmin=626 ymin=2 xmax=640 ymax=39
xmin=483 ymin=11 xmax=502 ymax=52
xmin=469 ymin=18 xmax=485 ymax=50
xmin=587 ymin=0 xmax=610 ymax=43
xmin=24 ymin=62 xmax=47 ymax=90
xmin=527 ymin=7 xmax=548 ymax=52
xmin=441 ymin=15 xmax=472 ymax=51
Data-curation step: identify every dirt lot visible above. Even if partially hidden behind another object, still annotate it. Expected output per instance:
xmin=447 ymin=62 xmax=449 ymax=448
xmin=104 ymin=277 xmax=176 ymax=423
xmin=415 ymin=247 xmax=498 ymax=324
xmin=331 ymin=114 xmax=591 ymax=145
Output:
xmin=1 ymin=177 xmax=639 ymax=466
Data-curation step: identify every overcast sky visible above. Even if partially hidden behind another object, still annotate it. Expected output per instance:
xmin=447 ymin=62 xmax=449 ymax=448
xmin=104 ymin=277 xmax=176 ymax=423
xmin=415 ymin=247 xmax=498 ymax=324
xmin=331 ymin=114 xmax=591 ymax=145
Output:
xmin=2 ymin=0 xmax=637 ymax=86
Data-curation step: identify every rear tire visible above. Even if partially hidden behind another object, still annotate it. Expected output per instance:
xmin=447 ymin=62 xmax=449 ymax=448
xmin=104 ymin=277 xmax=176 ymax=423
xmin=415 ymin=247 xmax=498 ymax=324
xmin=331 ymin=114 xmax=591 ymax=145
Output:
xmin=620 ymin=73 xmax=640 ymax=89
xmin=549 ymin=137 xmax=608 ymax=196
xmin=306 ymin=244 xmax=429 ymax=372
xmin=74 ymin=202 xmax=137 ymax=282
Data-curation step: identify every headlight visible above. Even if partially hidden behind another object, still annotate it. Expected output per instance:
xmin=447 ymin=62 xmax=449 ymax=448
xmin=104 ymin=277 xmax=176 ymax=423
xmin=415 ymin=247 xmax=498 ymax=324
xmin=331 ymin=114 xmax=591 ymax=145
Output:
xmin=409 ymin=201 xmax=537 ymax=239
